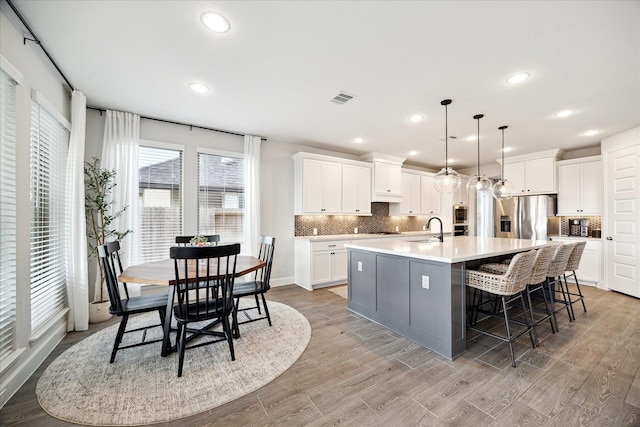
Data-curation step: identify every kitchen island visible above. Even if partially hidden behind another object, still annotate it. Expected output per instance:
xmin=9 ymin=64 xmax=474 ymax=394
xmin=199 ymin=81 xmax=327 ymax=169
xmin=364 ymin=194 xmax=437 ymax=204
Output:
xmin=345 ymin=236 xmax=554 ymax=360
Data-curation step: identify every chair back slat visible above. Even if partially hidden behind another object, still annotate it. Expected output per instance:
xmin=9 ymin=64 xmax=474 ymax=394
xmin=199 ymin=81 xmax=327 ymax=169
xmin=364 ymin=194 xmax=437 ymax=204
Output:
xmin=170 ymin=243 xmax=240 ymax=322
xmin=528 ymin=245 xmax=555 ymax=285
xmin=253 ymin=235 xmax=276 ymax=288
xmin=97 ymin=241 xmax=127 ymax=314
xmin=547 ymin=243 xmax=576 ymax=277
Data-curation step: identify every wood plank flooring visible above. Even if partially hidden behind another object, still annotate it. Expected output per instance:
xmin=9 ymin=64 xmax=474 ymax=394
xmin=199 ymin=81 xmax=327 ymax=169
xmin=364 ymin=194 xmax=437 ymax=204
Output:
xmin=1 ymin=284 xmax=639 ymax=426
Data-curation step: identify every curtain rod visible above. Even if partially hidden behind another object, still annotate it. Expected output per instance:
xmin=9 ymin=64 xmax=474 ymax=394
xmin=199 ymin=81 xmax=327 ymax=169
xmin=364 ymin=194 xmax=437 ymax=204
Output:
xmin=87 ymin=106 xmax=266 ymax=141
xmin=7 ymin=0 xmax=74 ymax=91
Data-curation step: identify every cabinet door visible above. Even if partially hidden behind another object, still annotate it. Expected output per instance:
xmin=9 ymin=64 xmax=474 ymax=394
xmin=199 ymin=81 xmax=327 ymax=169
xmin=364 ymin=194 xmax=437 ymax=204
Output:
xmin=374 ymin=162 xmax=402 ymax=195
xmin=504 ymin=161 xmax=526 ymax=195
xmin=575 ymin=248 xmax=600 ymax=283
xmin=332 ymin=249 xmax=349 ymax=282
xmin=526 ymin=157 xmax=555 ymax=193
xmin=321 ymin=161 xmax=342 ymax=213
xmin=557 ymin=164 xmax=581 ymax=214
xmin=580 ymin=161 xmax=603 ymax=214
xmin=342 ymin=164 xmax=359 ymax=214
xmin=420 ymin=175 xmax=441 ymax=215
xmin=311 ymin=251 xmax=332 ymax=285
xmin=355 ymin=165 xmax=372 ymax=214
xmin=453 ymin=177 xmax=468 ymax=205
xmin=302 ymin=159 xmax=324 ymax=213
xmin=401 ymin=173 xmax=421 ymax=214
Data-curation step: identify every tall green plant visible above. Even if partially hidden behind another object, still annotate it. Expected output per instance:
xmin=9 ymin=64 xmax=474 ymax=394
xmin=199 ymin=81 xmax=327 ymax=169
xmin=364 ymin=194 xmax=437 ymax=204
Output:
xmin=84 ymin=156 xmax=132 ymax=301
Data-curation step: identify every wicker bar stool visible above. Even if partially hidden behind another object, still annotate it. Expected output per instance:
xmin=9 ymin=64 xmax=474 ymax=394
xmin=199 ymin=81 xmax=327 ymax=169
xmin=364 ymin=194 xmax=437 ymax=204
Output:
xmin=544 ymin=243 xmax=576 ymax=331
xmin=563 ymin=241 xmax=587 ymax=321
xmin=467 ymin=250 xmax=537 ymax=367
xmin=479 ymin=245 xmax=556 ymax=346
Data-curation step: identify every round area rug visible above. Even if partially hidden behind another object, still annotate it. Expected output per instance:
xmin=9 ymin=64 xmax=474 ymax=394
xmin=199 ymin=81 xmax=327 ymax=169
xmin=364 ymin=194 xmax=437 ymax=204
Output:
xmin=36 ymin=301 xmax=310 ymax=426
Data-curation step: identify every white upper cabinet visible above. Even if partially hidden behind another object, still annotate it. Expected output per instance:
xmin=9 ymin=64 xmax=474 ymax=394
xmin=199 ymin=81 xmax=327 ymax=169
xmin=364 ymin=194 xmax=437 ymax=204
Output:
xmin=420 ymin=174 xmax=441 ymax=215
xmin=389 ymin=172 xmax=421 ymax=215
xmin=502 ymin=149 xmax=564 ymax=195
xmin=342 ymin=164 xmax=372 ymax=215
xmin=453 ymin=176 xmax=468 ymax=206
xmin=299 ymin=158 xmax=342 ymax=214
xmin=557 ymin=156 xmax=603 ymax=215
xmin=360 ymin=152 xmax=405 ymax=203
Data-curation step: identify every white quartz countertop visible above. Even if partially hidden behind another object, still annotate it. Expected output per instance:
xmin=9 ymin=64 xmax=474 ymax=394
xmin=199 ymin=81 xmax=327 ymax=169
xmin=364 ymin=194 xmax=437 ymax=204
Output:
xmin=548 ymin=234 xmax=603 ymax=241
xmin=345 ymin=236 xmax=557 ymax=264
xmin=295 ymin=231 xmax=445 ymax=242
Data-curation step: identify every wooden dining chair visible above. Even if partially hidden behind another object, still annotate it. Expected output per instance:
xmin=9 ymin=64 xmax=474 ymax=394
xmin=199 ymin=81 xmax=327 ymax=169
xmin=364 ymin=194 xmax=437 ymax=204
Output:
xmin=175 ymin=235 xmax=220 ymax=246
xmin=170 ymin=243 xmax=240 ymax=377
xmin=98 ymin=242 xmax=168 ymax=363
xmin=232 ymin=236 xmax=276 ymax=338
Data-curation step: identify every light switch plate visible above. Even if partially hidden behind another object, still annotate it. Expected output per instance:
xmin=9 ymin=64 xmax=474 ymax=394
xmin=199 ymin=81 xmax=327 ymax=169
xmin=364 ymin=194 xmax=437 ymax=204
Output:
xmin=357 ymin=261 xmax=363 ymax=272
xmin=422 ymin=275 xmax=429 ymax=289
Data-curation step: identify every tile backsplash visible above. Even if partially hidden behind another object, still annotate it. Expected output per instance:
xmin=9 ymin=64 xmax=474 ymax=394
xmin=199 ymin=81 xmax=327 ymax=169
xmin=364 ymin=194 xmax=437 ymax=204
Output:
xmin=295 ymin=202 xmax=433 ymax=236
xmin=559 ymin=216 xmax=602 ymax=236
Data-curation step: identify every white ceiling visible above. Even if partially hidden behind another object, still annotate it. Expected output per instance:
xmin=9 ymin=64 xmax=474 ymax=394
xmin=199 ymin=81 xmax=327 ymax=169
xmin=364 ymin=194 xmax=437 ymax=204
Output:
xmin=9 ymin=0 xmax=640 ymax=170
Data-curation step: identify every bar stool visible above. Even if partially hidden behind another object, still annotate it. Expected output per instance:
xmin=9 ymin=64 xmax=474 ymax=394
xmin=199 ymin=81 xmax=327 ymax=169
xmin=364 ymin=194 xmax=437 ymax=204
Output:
xmin=544 ymin=243 xmax=576 ymax=331
xmin=563 ymin=241 xmax=587 ymax=321
xmin=467 ymin=250 xmax=537 ymax=367
xmin=479 ymin=245 xmax=556 ymax=346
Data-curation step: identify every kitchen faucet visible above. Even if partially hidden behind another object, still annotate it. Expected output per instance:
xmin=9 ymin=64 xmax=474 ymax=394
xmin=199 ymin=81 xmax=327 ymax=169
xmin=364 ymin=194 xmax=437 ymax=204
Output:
xmin=426 ymin=217 xmax=444 ymax=242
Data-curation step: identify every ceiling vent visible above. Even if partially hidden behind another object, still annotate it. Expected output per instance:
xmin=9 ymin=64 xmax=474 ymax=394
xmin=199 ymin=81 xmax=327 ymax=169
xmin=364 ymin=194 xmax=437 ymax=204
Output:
xmin=330 ymin=92 xmax=356 ymax=105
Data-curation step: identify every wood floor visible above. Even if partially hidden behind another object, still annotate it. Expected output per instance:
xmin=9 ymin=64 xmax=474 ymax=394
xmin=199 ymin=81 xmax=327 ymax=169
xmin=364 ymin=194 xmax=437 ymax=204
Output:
xmin=2 ymin=284 xmax=639 ymax=426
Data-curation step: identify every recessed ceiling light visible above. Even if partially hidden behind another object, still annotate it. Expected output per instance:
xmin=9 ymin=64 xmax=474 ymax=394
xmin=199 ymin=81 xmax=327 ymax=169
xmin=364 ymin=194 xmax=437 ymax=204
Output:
xmin=554 ymin=109 xmax=575 ymax=118
xmin=189 ymin=82 xmax=209 ymax=93
xmin=505 ymin=72 xmax=531 ymax=84
xmin=354 ymin=137 xmax=365 ymax=144
xmin=409 ymin=114 xmax=424 ymax=123
xmin=582 ymin=130 xmax=599 ymax=136
xmin=466 ymin=135 xmax=477 ymax=142
xmin=408 ymin=150 xmax=419 ymax=156
xmin=201 ymin=12 xmax=230 ymax=33
xmin=447 ymin=158 xmax=455 ymax=164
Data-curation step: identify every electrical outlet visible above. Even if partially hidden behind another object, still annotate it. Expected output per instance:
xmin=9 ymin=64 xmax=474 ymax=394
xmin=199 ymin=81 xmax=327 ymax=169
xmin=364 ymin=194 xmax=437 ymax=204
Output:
xmin=357 ymin=261 xmax=363 ymax=272
xmin=422 ymin=275 xmax=430 ymax=289
xmin=354 ymin=227 xmax=358 ymax=234
xmin=313 ymin=228 xmax=318 ymax=235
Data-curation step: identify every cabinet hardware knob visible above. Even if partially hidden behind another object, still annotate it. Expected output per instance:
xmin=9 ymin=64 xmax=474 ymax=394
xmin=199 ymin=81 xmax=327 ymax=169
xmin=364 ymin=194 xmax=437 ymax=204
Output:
xmin=606 ymin=236 xmax=613 ymax=240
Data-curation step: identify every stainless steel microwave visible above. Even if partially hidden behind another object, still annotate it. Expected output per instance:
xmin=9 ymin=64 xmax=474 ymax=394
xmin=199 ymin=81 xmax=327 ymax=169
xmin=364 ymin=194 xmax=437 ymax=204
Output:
xmin=453 ymin=205 xmax=468 ymax=224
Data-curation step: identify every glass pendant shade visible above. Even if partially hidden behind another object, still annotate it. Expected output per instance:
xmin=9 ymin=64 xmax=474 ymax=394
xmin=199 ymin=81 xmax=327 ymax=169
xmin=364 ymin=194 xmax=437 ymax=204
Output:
xmin=433 ymin=167 xmax=461 ymax=194
xmin=491 ymin=179 xmax=514 ymax=199
xmin=466 ymin=174 xmax=492 ymax=196
xmin=434 ymin=99 xmax=460 ymax=193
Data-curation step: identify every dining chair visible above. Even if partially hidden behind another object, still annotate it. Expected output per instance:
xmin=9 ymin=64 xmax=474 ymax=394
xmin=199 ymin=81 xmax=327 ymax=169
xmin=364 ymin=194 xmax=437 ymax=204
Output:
xmin=544 ymin=243 xmax=576 ymax=331
xmin=563 ymin=241 xmax=588 ymax=321
xmin=170 ymin=243 xmax=241 ymax=377
xmin=232 ymin=236 xmax=276 ymax=338
xmin=467 ymin=250 xmax=537 ymax=367
xmin=175 ymin=234 xmax=220 ymax=246
xmin=98 ymin=241 xmax=168 ymax=363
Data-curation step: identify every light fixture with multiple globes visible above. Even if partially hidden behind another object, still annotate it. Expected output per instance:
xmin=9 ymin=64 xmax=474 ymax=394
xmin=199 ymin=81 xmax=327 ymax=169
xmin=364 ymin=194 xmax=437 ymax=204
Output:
xmin=466 ymin=114 xmax=492 ymax=197
xmin=491 ymin=125 xmax=514 ymax=199
xmin=433 ymin=99 xmax=461 ymax=194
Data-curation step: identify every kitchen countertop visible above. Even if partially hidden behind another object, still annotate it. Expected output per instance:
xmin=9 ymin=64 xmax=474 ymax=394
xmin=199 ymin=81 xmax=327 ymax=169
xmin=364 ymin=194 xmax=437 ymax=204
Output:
xmin=295 ymin=231 xmax=445 ymax=241
xmin=345 ymin=236 xmax=556 ymax=264
xmin=548 ymin=234 xmax=603 ymax=241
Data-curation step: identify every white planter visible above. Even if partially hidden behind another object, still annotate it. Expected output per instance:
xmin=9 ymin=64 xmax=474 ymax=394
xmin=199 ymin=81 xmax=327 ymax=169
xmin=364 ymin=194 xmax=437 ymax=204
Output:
xmin=89 ymin=300 xmax=113 ymax=323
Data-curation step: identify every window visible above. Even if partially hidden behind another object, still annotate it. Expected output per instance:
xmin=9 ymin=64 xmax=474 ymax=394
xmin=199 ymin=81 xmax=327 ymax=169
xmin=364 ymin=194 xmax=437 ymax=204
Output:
xmin=139 ymin=145 xmax=182 ymax=263
xmin=0 ymin=67 xmax=18 ymax=359
xmin=197 ymin=151 xmax=244 ymax=243
xmin=30 ymin=92 xmax=70 ymax=333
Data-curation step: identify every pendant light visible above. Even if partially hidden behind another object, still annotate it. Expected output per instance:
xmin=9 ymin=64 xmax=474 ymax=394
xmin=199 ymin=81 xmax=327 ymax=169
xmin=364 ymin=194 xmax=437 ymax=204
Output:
xmin=466 ymin=114 xmax=492 ymax=197
xmin=491 ymin=125 xmax=514 ymax=199
xmin=433 ymin=99 xmax=461 ymax=194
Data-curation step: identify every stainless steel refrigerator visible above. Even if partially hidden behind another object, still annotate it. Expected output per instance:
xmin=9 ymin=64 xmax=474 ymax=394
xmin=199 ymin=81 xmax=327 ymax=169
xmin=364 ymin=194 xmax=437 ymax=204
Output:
xmin=494 ymin=195 xmax=556 ymax=240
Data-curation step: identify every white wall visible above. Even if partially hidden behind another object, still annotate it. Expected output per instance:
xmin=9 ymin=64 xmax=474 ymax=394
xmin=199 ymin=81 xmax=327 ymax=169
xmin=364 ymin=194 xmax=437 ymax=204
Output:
xmin=0 ymin=6 xmax=71 ymax=408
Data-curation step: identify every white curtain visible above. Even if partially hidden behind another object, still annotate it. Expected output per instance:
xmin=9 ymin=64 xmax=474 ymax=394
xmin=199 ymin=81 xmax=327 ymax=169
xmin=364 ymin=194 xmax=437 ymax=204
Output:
xmin=243 ymin=135 xmax=261 ymax=256
xmin=65 ymin=90 xmax=89 ymax=331
xmin=100 ymin=110 xmax=141 ymax=295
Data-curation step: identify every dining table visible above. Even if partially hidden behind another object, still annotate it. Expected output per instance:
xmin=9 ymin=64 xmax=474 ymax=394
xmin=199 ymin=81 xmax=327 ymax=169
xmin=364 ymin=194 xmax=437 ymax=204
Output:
xmin=119 ymin=255 xmax=266 ymax=356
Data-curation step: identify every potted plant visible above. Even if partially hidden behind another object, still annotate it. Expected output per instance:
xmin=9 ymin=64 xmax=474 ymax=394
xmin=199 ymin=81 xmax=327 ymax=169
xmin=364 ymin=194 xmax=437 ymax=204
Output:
xmin=85 ymin=156 xmax=132 ymax=323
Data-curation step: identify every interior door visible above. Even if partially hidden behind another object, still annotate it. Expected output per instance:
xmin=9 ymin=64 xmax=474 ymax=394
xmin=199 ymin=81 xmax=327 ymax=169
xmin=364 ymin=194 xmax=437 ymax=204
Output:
xmin=605 ymin=143 xmax=639 ymax=297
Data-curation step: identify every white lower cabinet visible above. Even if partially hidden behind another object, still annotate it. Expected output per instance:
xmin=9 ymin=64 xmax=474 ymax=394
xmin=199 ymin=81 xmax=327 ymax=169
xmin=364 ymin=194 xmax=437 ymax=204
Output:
xmin=295 ymin=239 xmax=351 ymax=290
xmin=553 ymin=237 xmax=602 ymax=286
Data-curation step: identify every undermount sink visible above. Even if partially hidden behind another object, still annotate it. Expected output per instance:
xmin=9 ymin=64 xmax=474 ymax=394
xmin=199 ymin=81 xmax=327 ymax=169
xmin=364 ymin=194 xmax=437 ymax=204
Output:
xmin=410 ymin=238 xmax=442 ymax=244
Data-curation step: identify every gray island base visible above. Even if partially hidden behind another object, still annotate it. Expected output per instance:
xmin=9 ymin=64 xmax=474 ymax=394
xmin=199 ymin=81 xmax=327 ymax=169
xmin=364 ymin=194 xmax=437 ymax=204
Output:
xmin=345 ymin=236 xmax=554 ymax=360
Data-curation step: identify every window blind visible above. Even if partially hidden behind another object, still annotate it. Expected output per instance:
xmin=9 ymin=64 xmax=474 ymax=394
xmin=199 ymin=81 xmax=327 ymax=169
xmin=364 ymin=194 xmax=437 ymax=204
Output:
xmin=0 ymin=69 xmax=18 ymax=360
xmin=30 ymin=95 xmax=70 ymax=334
xmin=139 ymin=146 xmax=182 ymax=263
xmin=197 ymin=152 xmax=244 ymax=244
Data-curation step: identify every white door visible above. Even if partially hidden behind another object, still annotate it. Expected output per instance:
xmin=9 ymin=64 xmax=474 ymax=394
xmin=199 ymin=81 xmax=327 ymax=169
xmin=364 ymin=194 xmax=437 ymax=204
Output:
xmin=603 ymin=130 xmax=640 ymax=298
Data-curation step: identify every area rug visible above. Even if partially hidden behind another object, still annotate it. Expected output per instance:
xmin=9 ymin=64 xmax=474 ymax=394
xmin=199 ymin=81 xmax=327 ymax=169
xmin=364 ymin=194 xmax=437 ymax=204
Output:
xmin=328 ymin=284 xmax=348 ymax=299
xmin=36 ymin=301 xmax=310 ymax=426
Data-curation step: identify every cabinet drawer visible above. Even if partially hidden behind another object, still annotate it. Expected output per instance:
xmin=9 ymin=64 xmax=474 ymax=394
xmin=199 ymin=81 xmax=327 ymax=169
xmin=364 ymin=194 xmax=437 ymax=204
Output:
xmin=310 ymin=240 xmax=350 ymax=252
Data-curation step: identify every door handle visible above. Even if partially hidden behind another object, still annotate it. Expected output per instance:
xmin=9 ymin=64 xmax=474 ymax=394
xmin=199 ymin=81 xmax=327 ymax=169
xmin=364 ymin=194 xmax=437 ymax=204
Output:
xmin=606 ymin=236 xmax=613 ymax=240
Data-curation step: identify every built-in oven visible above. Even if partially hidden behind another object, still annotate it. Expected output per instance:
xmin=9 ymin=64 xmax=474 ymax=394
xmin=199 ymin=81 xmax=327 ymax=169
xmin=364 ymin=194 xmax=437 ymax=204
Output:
xmin=453 ymin=224 xmax=468 ymax=236
xmin=453 ymin=205 xmax=468 ymax=225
